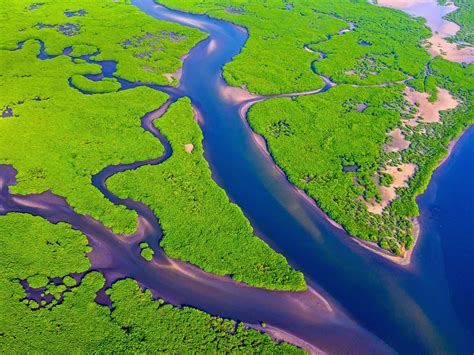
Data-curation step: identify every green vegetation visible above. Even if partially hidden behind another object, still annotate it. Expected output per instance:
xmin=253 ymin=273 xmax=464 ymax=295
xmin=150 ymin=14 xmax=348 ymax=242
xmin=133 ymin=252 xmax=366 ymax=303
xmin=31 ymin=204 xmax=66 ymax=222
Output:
xmin=379 ymin=172 xmax=394 ymax=187
xmin=160 ymin=0 xmax=472 ymax=254
xmin=247 ymin=59 xmax=472 ymax=254
xmin=70 ymin=75 xmax=121 ymax=93
xmin=248 ymin=85 xmax=413 ymax=253
xmin=0 ymin=214 xmax=302 ymax=353
xmin=0 ymin=39 xmax=167 ymax=234
xmin=1 ymin=0 xmax=206 ymax=85
xmin=158 ymin=0 xmax=430 ymax=93
xmin=140 ymin=242 xmax=155 ymax=261
xmin=439 ymin=0 xmax=473 ymax=45
xmin=1 ymin=0 xmax=303 ymax=290
xmin=0 ymin=0 xmax=206 ymax=234
xmin=160 ymin=0 xmax=346 ymax=94
xmin=108 ymin=98 xmax=305 ymax=290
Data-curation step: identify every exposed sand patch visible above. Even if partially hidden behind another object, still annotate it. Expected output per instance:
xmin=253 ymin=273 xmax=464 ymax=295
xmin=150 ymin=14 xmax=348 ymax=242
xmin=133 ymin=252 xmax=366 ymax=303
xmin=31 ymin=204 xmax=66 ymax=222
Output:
xmin=405 ymin=87 xmax=459 ymax=124
xmin=162 ymin=66 xmax=183 ymax=84
xmin=184 ymin=143 xmax=194 ymax=153
xmin=375 ymin=0 xmax=474 ymax=63
xmin=207 ymin=38 xmax=218 ymax=53
xmin=366 ymin=163 xmax=417 ymax=214
xmin=304 ymin=45 xmax=315 ymax=53
xmin=384 ymin=128 xmax=410 ymax=152
xmin=427 ymin=32 xmax=474 ymax=63
xmin=163 ymin=73 xmax=174 ymax=83
xmin=219 ymin=84 xmax=260 ymax=104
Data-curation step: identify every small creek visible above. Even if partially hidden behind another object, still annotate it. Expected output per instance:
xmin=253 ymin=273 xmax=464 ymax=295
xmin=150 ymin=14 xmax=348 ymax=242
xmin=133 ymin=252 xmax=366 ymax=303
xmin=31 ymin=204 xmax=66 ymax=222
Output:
xmin=1 ymin=0 xmax=473 ymax=353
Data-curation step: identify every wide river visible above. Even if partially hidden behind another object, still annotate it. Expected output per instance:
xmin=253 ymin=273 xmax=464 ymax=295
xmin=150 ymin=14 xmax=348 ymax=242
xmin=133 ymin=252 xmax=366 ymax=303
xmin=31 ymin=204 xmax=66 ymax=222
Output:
xmin=1 ymin=0 xmax=472 ymax=353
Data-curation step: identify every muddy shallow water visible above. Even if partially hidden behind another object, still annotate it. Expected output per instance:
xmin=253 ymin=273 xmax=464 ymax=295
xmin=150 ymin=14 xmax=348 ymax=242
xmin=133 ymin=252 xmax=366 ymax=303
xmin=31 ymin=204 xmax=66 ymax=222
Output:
xmin=2 ymin=0 xmax=474 ymax=353
xmin=376 ymin=0 xmax=474 ymax=63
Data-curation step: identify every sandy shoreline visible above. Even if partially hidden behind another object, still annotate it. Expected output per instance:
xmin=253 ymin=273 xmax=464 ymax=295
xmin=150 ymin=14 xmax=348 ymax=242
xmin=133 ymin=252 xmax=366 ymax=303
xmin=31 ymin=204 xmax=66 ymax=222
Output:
xmin=234 ymin=85 xmax=471 ymax=267
xmin=375 ymin=0 xmax=474 ymax=63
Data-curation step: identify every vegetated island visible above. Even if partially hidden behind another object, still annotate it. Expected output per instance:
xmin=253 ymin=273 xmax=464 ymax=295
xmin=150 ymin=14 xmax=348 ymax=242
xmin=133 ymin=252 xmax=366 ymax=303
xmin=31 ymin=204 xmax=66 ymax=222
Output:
xmin=107 ymin=97 xmax=305 ymax=290
xmin=0 ymin=0 xmax=303 ymax=291
xmin=158 ymin=0 xmax=473 ymax=257
xmin=0 ymin=213 xmax=302 ymax=353
xmin=0 ymin=0 xmax=306 ymax=352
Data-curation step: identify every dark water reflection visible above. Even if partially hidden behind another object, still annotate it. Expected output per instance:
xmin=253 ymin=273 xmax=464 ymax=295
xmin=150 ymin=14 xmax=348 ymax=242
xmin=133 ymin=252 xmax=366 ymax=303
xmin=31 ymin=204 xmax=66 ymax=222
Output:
xmin=131 ymin=0 xmax=473 ymax=353
xmin=1 ymin=0 xmax=473 ymax=353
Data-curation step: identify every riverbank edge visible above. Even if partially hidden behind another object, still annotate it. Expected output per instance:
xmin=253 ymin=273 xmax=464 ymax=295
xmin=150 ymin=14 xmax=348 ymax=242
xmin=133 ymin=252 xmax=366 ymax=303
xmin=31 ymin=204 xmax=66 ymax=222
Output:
xmin=239 ymin=93 xmax=473 ymax=266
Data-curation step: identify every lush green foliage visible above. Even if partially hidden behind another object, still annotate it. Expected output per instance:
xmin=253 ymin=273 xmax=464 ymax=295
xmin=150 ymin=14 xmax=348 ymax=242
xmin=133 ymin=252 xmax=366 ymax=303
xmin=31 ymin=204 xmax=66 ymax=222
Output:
xmin=248 ymin=85 xmax=412 ymax=252
xmin=139 ymin=242 xmax=155 ymax=261
xmin=160 ymin=0 xmax=472 ymax=254
xmin=0 ymin=39 xmax=168 ymax=234
xmin=70 ymin=74 xmax=121 ymax=93
xmin=108 ymin=98 xmax=305 ymax=290
xmin=0 ymin=214 xmax=302 ymax=353
xmin=1 ymin=0 xmax=206 ymax=85
xmin=0 ymin=213 xmax=91 ymax=283
xmin=248 ymin=59 xmax=472 ymax=253
xmin=158 ymin=0 xmax=430 ymax=93
xmin=307 ymin=2 xmax=430 ymax=85
xmin=159 ymin=0 xmax=346 ymax=94
xmin=439 ymin=0 xmax=474 ymax=45
xmin=0 ymin=0 xmax=206 ymax=234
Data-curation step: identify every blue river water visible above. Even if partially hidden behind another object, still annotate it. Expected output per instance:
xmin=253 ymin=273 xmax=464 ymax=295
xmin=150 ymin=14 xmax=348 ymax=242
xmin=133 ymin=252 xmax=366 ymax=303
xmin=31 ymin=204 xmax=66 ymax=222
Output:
xmin=129 ymin=1 xmax=474 ymax=353
xmin=3 ymin=0 xmax=471 ymax=352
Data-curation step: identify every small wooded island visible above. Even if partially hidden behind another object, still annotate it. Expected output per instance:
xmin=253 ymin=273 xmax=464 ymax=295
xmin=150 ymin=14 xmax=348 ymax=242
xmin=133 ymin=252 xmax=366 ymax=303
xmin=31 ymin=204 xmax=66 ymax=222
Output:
xmin=1 ymin=0 xmax=472 ymax=353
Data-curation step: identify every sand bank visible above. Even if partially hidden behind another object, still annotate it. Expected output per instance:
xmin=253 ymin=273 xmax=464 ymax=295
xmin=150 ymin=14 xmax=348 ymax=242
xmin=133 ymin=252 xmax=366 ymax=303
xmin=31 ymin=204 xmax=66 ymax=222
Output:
xmin=366 ymin=163 xmax=417 ymax=214
xmin=384 ymin=128 xmax=411 ymax=152
xmin=404 ymin=87 xmax=459 ymax=125
xmin=375 ymin=0 xmax=473 ymax=63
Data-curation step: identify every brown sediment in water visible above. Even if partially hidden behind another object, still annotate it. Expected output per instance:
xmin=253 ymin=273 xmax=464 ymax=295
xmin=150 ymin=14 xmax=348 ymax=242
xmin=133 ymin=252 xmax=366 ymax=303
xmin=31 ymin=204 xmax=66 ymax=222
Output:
xmin=219 ymin=84 xmax=260 ymax=104
xmin=366 ymin=163 xmax=417 ymax=215
xmin=207 ymin=38 xmax=218 ymax=53
xmin=384 ymin=128 xmax=410 ymax=152
xmin=404 ymin=87 xmax=459 ymax=125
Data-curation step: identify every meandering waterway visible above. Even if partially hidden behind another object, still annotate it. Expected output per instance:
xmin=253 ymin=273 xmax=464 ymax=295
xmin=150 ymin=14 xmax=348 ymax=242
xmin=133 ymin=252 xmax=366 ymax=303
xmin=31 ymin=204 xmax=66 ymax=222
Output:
xmin=1 ymin=0 xmax=473 ymax=353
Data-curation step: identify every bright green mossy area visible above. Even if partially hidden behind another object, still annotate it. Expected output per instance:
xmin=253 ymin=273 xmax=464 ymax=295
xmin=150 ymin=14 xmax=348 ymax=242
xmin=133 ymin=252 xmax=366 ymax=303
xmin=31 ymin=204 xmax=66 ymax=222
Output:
xmin=159 ymin=0 xmax=345 ymax=94
xmin=248 ymin=60 xmax=473 ymax=254
xmin=248 ymin=85 xmax=411 ymax=252
xmin=0 ymin=213 xmax=92 ymax=304
xmin=70 ymin=75 xmax=121 ymax=93
xmin=0 ymin=0 xmax=206 ymax=85
xmin=307 ymin=2 xmax=430 ymax=85
xmin=439 ymin=0 xmax=474 ymax=45
xmin=140 ymin=242 xmax=155 ymax=261
xmin=0 ymin=214 xmax=302 ymax=353
xmin=158 ymin=0 xmax=430 ymax=93
xmin=107 ymin=98 xmax=306 ymax=290
xmin=159 ymin=0 xmax=472 ymax=254
xmin=0 ymin=39 xmax=168 ymax=234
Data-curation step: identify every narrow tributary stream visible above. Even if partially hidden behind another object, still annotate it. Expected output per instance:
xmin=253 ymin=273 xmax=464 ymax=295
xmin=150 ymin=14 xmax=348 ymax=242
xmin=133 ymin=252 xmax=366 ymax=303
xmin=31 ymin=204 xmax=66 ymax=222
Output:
xmin=1 ymin=0 xmax=473 ymax=353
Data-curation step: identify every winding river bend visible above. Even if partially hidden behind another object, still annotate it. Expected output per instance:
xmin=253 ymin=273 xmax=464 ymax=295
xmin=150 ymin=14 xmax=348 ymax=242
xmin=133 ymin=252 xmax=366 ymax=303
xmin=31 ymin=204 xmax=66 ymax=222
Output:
xmin=1 ymin=0 xmax=473 ymax=353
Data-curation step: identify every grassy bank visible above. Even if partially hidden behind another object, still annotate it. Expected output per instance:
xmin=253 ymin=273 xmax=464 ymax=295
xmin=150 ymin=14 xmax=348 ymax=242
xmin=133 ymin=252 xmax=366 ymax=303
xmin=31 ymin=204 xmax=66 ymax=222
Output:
xmin=108 ymin=97 xmax=306 ymax=290
xmin=0 ymin=214 xmax=302 ymax=353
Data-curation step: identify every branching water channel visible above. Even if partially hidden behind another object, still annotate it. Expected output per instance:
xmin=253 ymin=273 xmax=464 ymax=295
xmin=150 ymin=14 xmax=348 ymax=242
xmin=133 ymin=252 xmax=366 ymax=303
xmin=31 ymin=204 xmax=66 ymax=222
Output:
xmin=1 ymin=0 xmax=473 ymax=353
